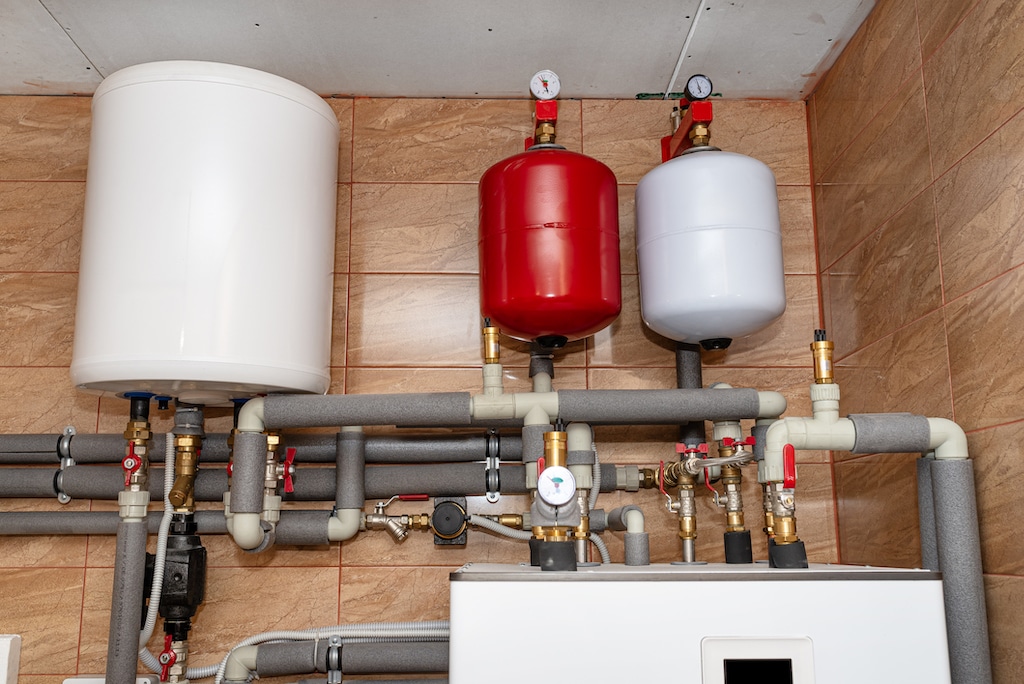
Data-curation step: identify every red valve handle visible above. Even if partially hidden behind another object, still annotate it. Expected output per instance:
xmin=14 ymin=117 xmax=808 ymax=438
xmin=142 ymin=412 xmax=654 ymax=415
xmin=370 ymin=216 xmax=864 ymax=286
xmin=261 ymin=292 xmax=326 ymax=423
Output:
xmin=783 ymin=444 xmax=797 ymax=488
xmin=282 ymin=447 xmax=296 ymax=494
xmin=121 ymin=443 xmax=141 ymax=486
xmin=398 ymin=494 xmax=429 ymax=501
xmin=537 ymin=456 xmax=545 ymax=475
xmin=721 ymin=436 xmax=757 ymax=447
xmin=159 ymin=633 xmax=176 ymax=681
xmin=675 ymin=442 xmax=709 ymax=454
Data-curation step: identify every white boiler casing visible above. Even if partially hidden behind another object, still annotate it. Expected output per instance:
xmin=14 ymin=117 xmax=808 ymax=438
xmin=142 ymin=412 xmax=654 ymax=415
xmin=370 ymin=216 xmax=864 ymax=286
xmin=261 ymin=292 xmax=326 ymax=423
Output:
xmin=635 ymin=149 xmax=786 ymax=345
xmin=70 ymin=61 xmax=340 ymax=405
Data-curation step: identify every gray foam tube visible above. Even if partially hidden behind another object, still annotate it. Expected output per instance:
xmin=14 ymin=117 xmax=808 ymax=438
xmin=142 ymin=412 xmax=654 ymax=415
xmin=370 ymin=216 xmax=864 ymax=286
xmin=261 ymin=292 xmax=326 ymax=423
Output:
xmin=0 ymin=452 xmax=61 ymax=464
xmin=676 ymin=342 xmax=706 ymax=446
xmin=917 ymin=458 xmax=939 ymax=571
xmin=566 ymin=449 xmax=594 ymax=466
xmin=606 ymin=505 xmax=642 ymax=532
xmin=106 ymin=520 xmax=146 ymax=684
xmin=849 ymin=413 xmax=932 ymax=454
xmin=70 ymin=434 xmax=137 ymax=462
xmin=336 ymin=432 xmax=366 ymax=509
xmin=931 ymin=460 xmax=992 ymax=684
xmin=364 ymin=463 xmax=515 ymax=497
xmin=0 ymin=468 xmax=57 ymax=496
xmin=264 ymin=393 xmax=473 ymax=429
xmin=624 ymin=532 xmax=651 ymax=566
xmin=556 ymin=388 xmax=761 ymax=424
xmin=342 ymin=642 xmax=449 ymax=674
xmin=256 ymin=640 xmax=319 ymax=677
xmin=232 ymin=432 xmax=268 ymax=514
xmin=366 ymin=434 xmax=522 ymax=463
xmin=752 ymin=422 xmax=770 ymax=462
xmin=0 ymin=434 xmax=60 ymax=453
xmin=521 ymin=424 xmax=551 ymax=463
xmin=274 ymin=511 xmax=331 ymax=546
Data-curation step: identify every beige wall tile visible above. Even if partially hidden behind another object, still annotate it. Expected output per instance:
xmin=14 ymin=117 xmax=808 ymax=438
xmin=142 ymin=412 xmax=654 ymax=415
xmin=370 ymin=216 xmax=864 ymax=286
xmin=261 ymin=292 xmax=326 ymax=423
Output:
xmin=0 ymin=96 xmax=90 ymax=181
xmin=340 ymin=565 xmax=452 ymax=622
xmin=925 ymin=0 xmax=1024 ymax=174
xmin=834 ymin=310 xmax=953 ymax=421
xmin=0 ymin=568 xmax=83 ymax=674
xmin=325 ymin=98 xmax=354 ymax=184
xmin=934 ymin=108 xmax=1024 ymax=300
xmin=0 ymin=181 xmax=83 ymax=272
xmin=331 ymin=274 xmax=348 ymax=367
xmin=947 ymin=265 xmax=1024 ymax=431
xmin=986 ymin=574 xmax=1024 ymax=684
xmin=0 ymin=272 xmax=76 ymax=366
xmin=346 ymin=367 xmax=585 ymax=395
xmin=970 ymin=420 xmax=1024 ymax=574
xmin=350 ymin=183 xmax=478 ymax=273
xmin=0 ymin=498 xmax=90 ymax=567
xmin=835 ymin=453 xmax=922 ymax=567
xmin=827 ymin=189 xmax=942 ymax=357
xmin=0 ymin=367 xmax=98 ymax=433
xmin=581 ymin=100 xmax=669 ymax=184
xmin=811 ymin=0 xmax=922 ymax=176
xmin=708 ymin=100 xmax=810 ymax=186
xmin=353 ymin=99 xmax=581 ymax=182
xmin=618 ymin=184 xmax=638 ymax=275
xmin=817 ymin=76 xmax=931 ymax=268
xmin=335 ymin=184 xmax=351 ymax=273
xmin=588 ymin=275 xmax=674 ymax=367
xmin=702 ymin=275 xmax=820 ymax=368
xmin=917 ymin=0 xmax=981 ymax=60
xmin=779 ymin=185 xmax=817 ymax=275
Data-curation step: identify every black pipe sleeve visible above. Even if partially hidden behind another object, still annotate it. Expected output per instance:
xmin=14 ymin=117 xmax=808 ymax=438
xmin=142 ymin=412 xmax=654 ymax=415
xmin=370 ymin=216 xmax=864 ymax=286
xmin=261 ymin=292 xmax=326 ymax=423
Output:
xmin=676 ymin=342 xmax=705 ymax=446
xmin=556 ymin=388 xmax=762 ymax=424
xmin=263 ymin=393 xmax=473 ymax=429
xmin=336 ymin=432 xmax=366 ymax=509
xmin=231 ymin=432 xmax=267 ymax=514
xmin=342 ymin=642 xmax=449 ymax=674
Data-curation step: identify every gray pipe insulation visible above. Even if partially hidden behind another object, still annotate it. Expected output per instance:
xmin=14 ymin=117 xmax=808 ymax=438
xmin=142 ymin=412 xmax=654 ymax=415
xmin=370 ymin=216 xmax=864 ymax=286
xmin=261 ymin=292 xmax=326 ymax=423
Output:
xmin=917 ymin=458 xmax=938 ymax=572
xmin=556 ymin=388 xmax=761 ymax=424
xmin=231 ymin=432 xmax=268 ymax=514
xmin=0 ymin=433 xmax=523 ymax=464
xmin=256 ymin=641 xmax=448 ymax=677
xmin=6 ymin=463 xmax=623 ymax=500
xmin=675 ymin=342 xmax=705 ymax=447
xmin=0 ymin=510 xmax=228 ymax=536
xmin=106 ymin=520 xmax=147 ymax=684
xmin=337 ymin=431 xmax=365 ymax=509
xmin=263 ymin=393 xmax=475 ymax=429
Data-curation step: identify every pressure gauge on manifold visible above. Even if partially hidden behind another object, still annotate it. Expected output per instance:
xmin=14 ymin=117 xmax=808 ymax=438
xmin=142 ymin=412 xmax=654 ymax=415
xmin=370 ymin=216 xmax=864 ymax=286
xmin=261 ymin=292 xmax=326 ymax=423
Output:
xmin=537 ymin=465 xmax=576 ymax=506
xmin=684 ymin=73 xmax=713 ymax=101
xmin=530 ymin=69 xmax=561 ymax=100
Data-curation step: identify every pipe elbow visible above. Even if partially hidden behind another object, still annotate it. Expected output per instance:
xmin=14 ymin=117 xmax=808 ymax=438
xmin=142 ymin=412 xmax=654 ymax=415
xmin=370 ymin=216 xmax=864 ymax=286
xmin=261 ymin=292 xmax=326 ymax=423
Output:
xmin=756 ymin=391 xmax=787 ymax=419
xmin=328 ymin=508 xmax=361 ymax=542
xmin=224 ymin=645 xmax=258 ymax=683
xmin=231 ymin=512 xmax=266 ymax=550
xmin=237 ymin=397 xmax=266 ymax=433
xmin=623 ymin=507 xmax=645 ymax=534
xmin=566 ymin=422 xmax=593 ymax=452
xmin=928 ymin=417 xmax=969 ymax=460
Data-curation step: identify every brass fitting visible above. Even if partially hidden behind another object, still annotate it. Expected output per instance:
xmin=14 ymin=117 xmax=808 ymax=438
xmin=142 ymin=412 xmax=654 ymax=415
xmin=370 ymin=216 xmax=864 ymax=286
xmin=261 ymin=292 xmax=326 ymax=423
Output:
xmin=533 ymin=525 xmax=571 ymax=542
xmin=482 ymin=324 xmax=501 ymax=364
xmin=763 ymin=509 xmax=775 ymax=537
xmin=574 ymin=516 xmax=590 ymax=540
xmin=497 ymin=513 xmax=523 ymax=528
xmin=639 ymin=468 xmax=658 ymax=489
xmin=123 ymin=419 xmax=151 ymax=443
xmin=774 ymin=515 xmax=799 ymax=544
xmin=679 ymin=516 xmax=697 ymax=541
xmin=661 ymin=461 xmax=692 ymax=488
xmin=811 ymin=330 xmax=835 ymax=384
xmin=689 ymin=123 xmax=710 ymax=147
xmin=409 ymin=513 xmax=431 ymax=531
xmin=123 ymin=418 xmax=151 ymax=488
xmin=543 ymin=430 xmax=567 ymax=469
xmin=168 ymin=434 xmax=200 ymax=510
xmin=534 ymin=121 xmax=557 ymax=145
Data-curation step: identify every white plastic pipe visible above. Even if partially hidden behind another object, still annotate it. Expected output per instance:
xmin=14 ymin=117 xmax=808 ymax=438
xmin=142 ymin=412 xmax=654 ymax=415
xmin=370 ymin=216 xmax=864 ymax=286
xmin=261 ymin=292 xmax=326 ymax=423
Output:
xmin=623 ymin=508 xmax=645 ymax=535
xmin=327 ymin=508 xmax=361 ymax=542
xmin=928 ymin=418 xmax=969 ymax=460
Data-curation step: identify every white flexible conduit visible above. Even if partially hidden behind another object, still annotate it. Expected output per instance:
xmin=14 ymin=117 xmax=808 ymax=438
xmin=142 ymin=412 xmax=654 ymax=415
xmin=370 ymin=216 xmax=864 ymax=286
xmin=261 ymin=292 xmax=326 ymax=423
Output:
xmin=211 ymin=621 xmax=450 ymax=684
xmin=138 ymin=432 xmax=175 ymax=670
xmin=468 ymin=514 xmax=532 ymax=541
xmin=589 ymin=533 xmax=611 ymax=564
xmin=588 ymin=440 xmax=601 ymax=512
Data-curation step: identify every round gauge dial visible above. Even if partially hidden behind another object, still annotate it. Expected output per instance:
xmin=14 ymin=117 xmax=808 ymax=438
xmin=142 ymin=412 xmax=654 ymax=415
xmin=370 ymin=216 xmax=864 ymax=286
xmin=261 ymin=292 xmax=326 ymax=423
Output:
xmin=530 ymin=69 xmax=561 ymax=100
xmin=684 ymin=74 xmax=713 ymax=101
xmin=537 ymin=465 xmax=576 ymax=506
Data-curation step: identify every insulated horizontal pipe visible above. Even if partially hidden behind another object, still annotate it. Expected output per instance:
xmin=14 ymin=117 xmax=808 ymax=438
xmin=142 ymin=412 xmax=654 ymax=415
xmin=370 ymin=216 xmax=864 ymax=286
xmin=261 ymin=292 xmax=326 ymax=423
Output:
xmin=0 ymin=434 xmax=62 ymax=453
xmin=263 ymin=393 xmax=473 ymax=429
xmin=556 ymin=388 xmax=763 ymax=424
xmin=0 ymin=510 xmax=228 ymax=536
xmin=10 ymin=463 xmax=620 ymax=501
xmin=343 ymin=642 xmax=449 ymax=675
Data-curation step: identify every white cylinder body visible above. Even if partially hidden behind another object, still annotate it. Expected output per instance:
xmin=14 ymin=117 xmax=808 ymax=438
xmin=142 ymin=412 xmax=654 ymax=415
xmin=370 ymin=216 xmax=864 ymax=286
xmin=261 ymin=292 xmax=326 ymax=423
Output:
xmin=71 ymin=61 xmax=340 ymax=404
xmin=635 ymin=149 xmax=786 ymax=345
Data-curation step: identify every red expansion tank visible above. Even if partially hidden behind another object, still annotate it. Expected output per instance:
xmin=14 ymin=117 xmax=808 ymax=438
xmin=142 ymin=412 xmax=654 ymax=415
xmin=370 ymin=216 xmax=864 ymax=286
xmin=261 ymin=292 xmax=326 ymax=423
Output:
xmin=479 ymin=147 xmax=621 ymax=346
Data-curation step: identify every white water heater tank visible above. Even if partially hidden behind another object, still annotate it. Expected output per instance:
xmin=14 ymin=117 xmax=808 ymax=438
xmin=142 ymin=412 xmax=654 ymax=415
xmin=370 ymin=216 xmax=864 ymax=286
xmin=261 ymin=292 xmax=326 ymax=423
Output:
xmin=635 ymin=149 xmax=785 ymax=347
xmin=70 ymin=61 xmax=340 ymax=405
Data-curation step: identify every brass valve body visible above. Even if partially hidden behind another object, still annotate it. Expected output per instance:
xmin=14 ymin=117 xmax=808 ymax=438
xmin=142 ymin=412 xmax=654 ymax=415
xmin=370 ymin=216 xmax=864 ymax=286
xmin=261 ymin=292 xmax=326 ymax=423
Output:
xmin=811 ymin=339 xmax=835 ymax=384
xmin=168 ymin=434 xmax=200 ymax=510
xmin=534 ymin=121 xmax=556 ymax=144
xmin=774 ymin=515 xmax=799 ymax=544
xmin=482 ymin=325 xmax=501 ymax=364
xmin=543 ymin=430 xmax=567 ymax=468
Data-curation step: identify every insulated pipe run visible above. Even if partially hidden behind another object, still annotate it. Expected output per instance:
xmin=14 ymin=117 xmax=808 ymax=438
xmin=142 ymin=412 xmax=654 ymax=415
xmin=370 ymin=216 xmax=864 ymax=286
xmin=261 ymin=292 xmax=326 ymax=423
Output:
xmin=607 ymin=506 xmax=650 ymax=566
xmin=106 ymin=519 xmax=147 ymax=684
xmin=676 ymin=342 xmax=705 ymax=446
xmin=331 ymin=427 xmax=365 ymax=543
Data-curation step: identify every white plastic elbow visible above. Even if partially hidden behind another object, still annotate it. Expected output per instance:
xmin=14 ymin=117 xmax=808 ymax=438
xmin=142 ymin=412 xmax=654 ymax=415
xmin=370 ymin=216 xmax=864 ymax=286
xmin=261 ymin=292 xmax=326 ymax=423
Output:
xmin=757 ymin=391 xmax=788 ymax=419
xmin=327 ymin=508 xmax=361 ymax=542
xmin=237 ymin=397 xmax=266 ymax=433
xmin=623 ymin=508 xmax=645 ymax=534
xmin=224 ymin=645 xmax=258 ymax=683
xmin=566 ymin=422 xmax=593 ymax=452
xmin=231 ymin=512 xmax=266 ymax=550
xmin=763 ymin=416 xmax=856 ymax=482
xmin=928 ymin=417 xmax=969 ymax=460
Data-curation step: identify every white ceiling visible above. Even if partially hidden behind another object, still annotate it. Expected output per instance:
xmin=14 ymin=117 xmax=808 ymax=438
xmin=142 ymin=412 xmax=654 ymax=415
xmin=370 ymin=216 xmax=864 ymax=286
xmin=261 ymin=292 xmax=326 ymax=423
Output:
xmin=1 ymin=0 xmax=874 ymax=100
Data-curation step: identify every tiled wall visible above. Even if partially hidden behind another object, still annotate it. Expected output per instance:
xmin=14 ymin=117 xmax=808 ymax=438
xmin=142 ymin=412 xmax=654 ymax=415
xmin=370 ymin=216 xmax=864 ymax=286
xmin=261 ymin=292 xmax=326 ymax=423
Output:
xmin=808 ymin=0 xmax=1024 ymax=680
xmin=0 ymin=94 xmax=824 ymax=681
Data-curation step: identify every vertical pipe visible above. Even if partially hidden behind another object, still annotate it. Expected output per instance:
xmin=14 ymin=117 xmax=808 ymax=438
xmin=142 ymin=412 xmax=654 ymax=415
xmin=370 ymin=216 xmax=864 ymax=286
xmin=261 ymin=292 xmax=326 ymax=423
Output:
xmin=336 ymin=427 xmax=366 ymax=510
xmin=105 ymin=520 xmax=146 ymax=684
xmin=931 ymin=459 xmax=992 ymax=684
xmin=675 ymin=342 xmax=704 ymax=446
xmin=917 ymin=457 xmax=938 ymax=571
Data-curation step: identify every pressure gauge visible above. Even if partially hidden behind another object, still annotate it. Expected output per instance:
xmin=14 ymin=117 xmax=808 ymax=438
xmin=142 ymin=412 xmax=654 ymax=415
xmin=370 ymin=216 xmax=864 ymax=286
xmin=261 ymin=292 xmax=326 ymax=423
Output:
xmin=684 ymin=74 xmax=713 ymax=101
xmin=537 ymin=465 xmax=576 ymax=506
xmin=530 ymin=69 xmax=561 ymax=100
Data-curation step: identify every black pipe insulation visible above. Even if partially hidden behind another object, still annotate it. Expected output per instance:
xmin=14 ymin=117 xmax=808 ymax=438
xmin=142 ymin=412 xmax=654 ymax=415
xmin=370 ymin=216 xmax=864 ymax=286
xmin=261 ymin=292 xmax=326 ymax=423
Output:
xmin=263 ymin=393 xmax=473 ymax=429
xmin=336 ymin=431 xmax=366 ymax=509
xmin=7 ymin=463 xmax=621 ymax=501
xmin=675 ymin=342 xmax=706 ymax=447
xmin=0 ymin=433 xmax=523 ymax=465
xmin=556 ymin=388 xmax=762 ymax=424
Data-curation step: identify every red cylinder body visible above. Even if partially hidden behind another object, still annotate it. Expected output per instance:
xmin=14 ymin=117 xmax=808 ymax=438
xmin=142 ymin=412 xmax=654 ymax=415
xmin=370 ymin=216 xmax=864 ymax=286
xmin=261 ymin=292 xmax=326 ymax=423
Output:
xmin=479 ymin=148 xmax=621 ymax=344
